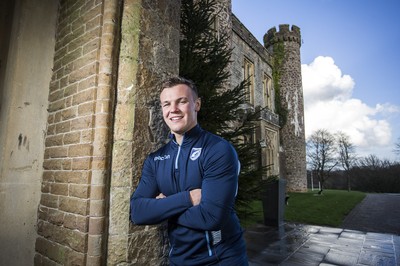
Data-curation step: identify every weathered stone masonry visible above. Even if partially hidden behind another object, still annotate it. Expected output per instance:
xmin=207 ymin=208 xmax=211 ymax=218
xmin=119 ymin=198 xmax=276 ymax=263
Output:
xmin=0 ymin=1 xmax=307 ymax=265
xmin=35 ymin=0 xmax=121 ymax=264
xmin=35 ymin=0 xmax=180 ymax=265
xmin=108 ymin=0 xmax=180 ymax=265
xmin=265 ymin=25 xmax=307 ymax=192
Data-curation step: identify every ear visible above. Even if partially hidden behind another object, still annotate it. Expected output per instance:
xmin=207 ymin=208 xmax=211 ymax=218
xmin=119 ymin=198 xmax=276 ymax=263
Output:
xmin=195 ymin=97 xmax=201 ymax=112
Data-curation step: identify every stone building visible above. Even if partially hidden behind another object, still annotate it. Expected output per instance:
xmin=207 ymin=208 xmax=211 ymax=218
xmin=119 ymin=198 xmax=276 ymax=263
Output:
xmin=0 ymin=0 xmax=306 ymax=265
xmin=231 ymin=15 xmax=307 ymax=191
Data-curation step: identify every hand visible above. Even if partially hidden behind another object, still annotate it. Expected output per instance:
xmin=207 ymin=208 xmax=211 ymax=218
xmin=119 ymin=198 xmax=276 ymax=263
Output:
xmin=189 ymin=189 xmax=201 ymax=206
xmin=156 ymin=193 xmax=166 ymax=199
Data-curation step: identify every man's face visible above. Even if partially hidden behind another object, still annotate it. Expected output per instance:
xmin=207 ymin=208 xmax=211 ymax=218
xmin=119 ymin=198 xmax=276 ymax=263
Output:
xmin=160 ymin=84 xmax=201 ymax=137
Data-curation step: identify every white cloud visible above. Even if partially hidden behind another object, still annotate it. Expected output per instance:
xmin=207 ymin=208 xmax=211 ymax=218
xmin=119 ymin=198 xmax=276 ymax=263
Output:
xmin=302 ymin=56 xmax=397 ymax=155
xmin=302 ymin=56 xmax=354 ymax=104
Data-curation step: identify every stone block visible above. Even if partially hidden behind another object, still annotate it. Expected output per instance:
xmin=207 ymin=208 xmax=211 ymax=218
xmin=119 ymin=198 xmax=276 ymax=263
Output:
xmin=63 ymin=83 xmax=78 ymax=97
xmin=48 ymin=99 xmax=65 ymax=112
xmin=69 ymin=62 xmax=97 ymax=84
xmin=71 ymin=157 xmax=91 ymax=170
xmin=61 ymin=106 xmax=77 ymax=121
xmin=41 ymin=182 xmax=50 ymax=193
xmin=43 ymin=158 xmax=63 ymax=170
xmin=107 ymin=235 xmax=128 ymax=265
xmin=69 ymin=184 xmax=90 ymax=198
xmin=51 ymin=182 xmax=69 ymax=196
xmin=78 ymin=76 xmax=97 ymax=91
xmin=59 ymin=196 xmax=88 ymax=215
xmin=35 ymin=237 xmax=66 ymax=264
xmin=87 ymin=234 xmax=102 ymax=256
xmin=61 ymin=158 xmax=72 ymax=170
xmin=90 ymin=185 xmax=105 ymax=200
xmin=47 ymin=146 xmax=68 ymax=158
xmin=63 ymin=132 xmax=81 ymax=145
xmin=91 ymin=156 xmax=107 ymax=170
xmin=64 ymin=213 xmax=88 ymax=232
xmin=70 ymin=116 xmax=93 ymax=131
xmin=78 ymin=102 xmax=95 ymax=115
xmin=40 ymin=193 xmax=59 ymax=209
xmin=108 ymin=187 xmax=130 ymax=234
xmin=49 ymin=89 xmax=64 ymax=102
xmin=88 ymin=199 xmax=105 ymax=217
xmin=88 ymin=217 xmax=105 ymax=235
xmin=48 ymin=208 xmax=65 ymax=225
xmin=72 ymin=88 xmax=96 ymax=106
xmin=37 ymin=205 xmax=49 ymax=221
xmin=65 ymin=249 xmax=85 ymax=265
xmin=81 ymin=129 xmax=94 ymax=143
xmin=42 ymin=171 xmax=55 ymax=182
xmin=68 ymin=144 xmax=93 ymax=157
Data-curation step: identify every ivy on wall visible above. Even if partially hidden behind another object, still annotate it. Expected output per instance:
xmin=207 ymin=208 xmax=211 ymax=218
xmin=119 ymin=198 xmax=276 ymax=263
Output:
xmin=272 ymin=42 xmax=288 ymax=131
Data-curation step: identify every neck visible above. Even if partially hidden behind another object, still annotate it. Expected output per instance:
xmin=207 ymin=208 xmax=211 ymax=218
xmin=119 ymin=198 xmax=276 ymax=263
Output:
xmin=175 ymin=134 xmax=184 ymax=145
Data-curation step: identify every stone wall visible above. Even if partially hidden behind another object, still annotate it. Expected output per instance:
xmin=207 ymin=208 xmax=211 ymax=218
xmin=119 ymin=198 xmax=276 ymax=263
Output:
xmin=0 ymin=0 xmax=308 ymax=264
xmin=108 ymin=0 xmax=180 ymax=265
xmin=0 ymin=0 xmax=58 ymax=265
xmin=231 ymin=15 xmax=281 ymax=177
xmin=35 ymin=0 xmax=121 ymax=264
xmin=34 ymin=0 xmax=181 ymax=265
xmin=231 ymin=15 xmax=273 ymax=107
xmin=264 ymin=25 xmax=307 ymax=192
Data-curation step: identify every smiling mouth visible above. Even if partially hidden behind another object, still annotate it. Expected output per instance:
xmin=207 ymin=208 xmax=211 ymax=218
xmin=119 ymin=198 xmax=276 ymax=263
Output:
xmin=170 ymin=116 xmax=183 ymax=121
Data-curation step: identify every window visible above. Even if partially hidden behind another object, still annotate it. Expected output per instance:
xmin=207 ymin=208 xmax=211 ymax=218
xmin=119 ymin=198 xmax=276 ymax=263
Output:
xmin=264 ymin=129 xmax=279 ymax=176
xmin=211 ymin=17 xmax=220 ymax=41
xmin=242 ymin=57 xmax=254 ymax=104
xmin=263 ymin=74 xmax=273 ymax=110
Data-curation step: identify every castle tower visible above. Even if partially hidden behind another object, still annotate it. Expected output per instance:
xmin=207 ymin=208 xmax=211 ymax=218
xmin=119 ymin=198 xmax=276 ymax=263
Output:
xmin=264 ymin=25 xmax=307 ymax=192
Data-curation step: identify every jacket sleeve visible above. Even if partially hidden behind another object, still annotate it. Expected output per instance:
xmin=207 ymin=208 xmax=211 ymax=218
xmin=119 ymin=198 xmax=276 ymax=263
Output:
xmin=130 ymin=156 xmax=193 ymax=225
xmin=173 ymin=141 xmax=239 ymax=231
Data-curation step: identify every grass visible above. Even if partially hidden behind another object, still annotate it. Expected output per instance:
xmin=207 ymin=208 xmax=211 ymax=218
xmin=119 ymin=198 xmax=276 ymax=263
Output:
xmin=240 ymin=189 xmax=366 ymax=228
xmin=285 ymin=189 xmax=366 ymax=227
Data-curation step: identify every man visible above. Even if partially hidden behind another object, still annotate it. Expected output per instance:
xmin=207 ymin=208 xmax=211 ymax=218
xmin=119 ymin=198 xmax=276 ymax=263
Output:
xmin=130 ymin=76 xmax=248 ymax=265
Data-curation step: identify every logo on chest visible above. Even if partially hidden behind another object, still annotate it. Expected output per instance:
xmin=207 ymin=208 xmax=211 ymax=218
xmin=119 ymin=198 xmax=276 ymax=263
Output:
xmin=190 ymin=148 xmax=202 ymax=161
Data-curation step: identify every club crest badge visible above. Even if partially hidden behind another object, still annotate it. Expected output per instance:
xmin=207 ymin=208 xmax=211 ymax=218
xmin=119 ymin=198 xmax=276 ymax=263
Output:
xmin=190 ymin=148 xmax=202 ymax=161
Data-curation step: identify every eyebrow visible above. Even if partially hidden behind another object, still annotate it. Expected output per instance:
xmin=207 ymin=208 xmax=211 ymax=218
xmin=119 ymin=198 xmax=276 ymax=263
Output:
xmin=161 ymin=97 xmax=189 ymax=104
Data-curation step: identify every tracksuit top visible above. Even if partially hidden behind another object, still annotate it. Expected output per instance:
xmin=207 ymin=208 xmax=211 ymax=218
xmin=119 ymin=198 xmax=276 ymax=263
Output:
xmin=130 ymin=125 xmax=247 ymax=265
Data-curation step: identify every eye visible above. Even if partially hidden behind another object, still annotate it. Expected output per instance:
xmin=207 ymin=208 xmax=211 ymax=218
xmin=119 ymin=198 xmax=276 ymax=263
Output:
xmin=162 ymin=103 xmax=170 ymax=108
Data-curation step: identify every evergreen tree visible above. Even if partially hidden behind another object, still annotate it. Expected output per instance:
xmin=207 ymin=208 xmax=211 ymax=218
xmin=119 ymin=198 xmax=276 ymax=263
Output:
xmin=180 ymin=0 xmax=269 ymax=221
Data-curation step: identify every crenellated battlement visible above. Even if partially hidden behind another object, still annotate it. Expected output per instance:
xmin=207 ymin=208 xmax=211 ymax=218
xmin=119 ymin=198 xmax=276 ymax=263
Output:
xmin=264 ymin=24 xmax=301 ymax=48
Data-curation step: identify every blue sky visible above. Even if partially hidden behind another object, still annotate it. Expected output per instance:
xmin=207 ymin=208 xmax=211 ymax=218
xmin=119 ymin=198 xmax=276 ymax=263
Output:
xmin=232 ymin=0 xmax=400 ymax=160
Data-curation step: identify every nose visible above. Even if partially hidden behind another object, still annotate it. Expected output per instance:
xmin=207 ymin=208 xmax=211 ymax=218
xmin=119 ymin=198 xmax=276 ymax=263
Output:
xmin=170 ymin=102 xmax=179 ymax=113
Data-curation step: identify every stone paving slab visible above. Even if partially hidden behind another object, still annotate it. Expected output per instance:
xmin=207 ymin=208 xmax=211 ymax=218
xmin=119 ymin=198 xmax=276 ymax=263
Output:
xmin=245 ymin=224 xmax=400 ymax=266
xmin=341 ymin=193 xmax=400 ymax=235
xmin=245 ymin=193 xmax=400 ymax=265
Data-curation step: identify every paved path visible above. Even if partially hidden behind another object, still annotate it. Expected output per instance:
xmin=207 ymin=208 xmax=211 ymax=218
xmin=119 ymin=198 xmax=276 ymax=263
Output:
xmin=341 ymin=193 xmax=400 ymax=235
xmin=245 ymin=193 xmax=400 ymax=265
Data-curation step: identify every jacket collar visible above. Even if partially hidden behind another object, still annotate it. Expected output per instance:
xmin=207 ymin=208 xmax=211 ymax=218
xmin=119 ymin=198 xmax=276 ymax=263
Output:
xmin=169 ymin=124 xmax=203 ymax=147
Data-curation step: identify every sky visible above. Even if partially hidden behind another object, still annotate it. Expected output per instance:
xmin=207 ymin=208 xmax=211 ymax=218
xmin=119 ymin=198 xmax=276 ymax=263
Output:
xmin=232 ymin=0 xmax=400 ymax=161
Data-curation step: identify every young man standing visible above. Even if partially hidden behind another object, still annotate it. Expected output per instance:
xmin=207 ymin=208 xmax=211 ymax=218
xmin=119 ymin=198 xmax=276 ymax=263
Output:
xmin=130 ymin=76 xmax=248 ymax=265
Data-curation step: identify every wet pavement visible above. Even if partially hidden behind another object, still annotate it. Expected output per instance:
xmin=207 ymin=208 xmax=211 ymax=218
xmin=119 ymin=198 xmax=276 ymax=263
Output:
xmin=245 ymin=193 xmax=400 ymax=265
xmin=341 ymin=194 xmax=400 ymax=235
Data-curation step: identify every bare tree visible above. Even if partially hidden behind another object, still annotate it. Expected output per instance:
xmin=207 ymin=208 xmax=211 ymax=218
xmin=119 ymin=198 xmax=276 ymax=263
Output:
xmin=336 ymin=131 xmax=356 ymax=191
xmin=306 ymin=129 xmax=338 ymax=194
xmin=394 ymin=137 xmax=400 ymax=156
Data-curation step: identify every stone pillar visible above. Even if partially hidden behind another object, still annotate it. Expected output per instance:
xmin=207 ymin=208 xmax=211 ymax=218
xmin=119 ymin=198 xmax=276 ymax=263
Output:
xmin=35 ymin=0 xmax=122 ymax=264
xmin=107 ymin=0 xmax=181 ymax=265
xmin=264 ymin=25 xmax=307 ymax=192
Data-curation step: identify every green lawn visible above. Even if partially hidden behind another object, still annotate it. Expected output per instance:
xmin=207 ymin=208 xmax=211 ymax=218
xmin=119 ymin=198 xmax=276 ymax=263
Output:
xmin=240 ymin=189 xmax=366 ymax=228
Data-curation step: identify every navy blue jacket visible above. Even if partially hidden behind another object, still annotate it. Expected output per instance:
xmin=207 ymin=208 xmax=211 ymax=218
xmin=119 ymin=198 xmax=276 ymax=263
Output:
xmin=130 ymin=125 xmax=247 ymax=265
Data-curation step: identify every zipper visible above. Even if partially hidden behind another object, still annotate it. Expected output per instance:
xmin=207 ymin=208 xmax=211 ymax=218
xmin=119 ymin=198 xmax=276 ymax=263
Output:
xmin=175 ymin=144 xmax=181 ymax=170
xmin=205 ymin=231 xmax=213 ymax=256
xmin=173 ymin=142 xmax=181 ymax=192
